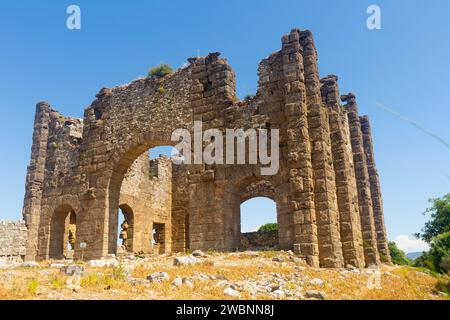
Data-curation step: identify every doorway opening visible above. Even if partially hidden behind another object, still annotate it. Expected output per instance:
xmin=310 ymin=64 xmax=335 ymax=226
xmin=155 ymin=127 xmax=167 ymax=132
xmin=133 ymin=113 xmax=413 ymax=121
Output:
xmin=117 ymin=204 xmax=134 ymax=254
xmin=152 ymin=223 xmax=166 ymax=254
xmin=49 ymin=205 xmax=77 ymax=259
xmin=240 ymin=197 xmax=278 ymax=250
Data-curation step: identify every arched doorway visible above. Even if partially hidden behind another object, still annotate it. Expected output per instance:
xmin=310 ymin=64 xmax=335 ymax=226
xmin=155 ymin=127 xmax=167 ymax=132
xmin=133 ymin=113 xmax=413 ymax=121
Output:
xmin=117 ymin=204 xmax=134 ymax=254
xmin=108 ymin=143 xmax=183 ymax=255
xmin=49 ymin=205 xmax=77 ymax=259
xmin=234 ymin=178 xmax=280 ymax=251
xmin=240 ymin=197 xmax=278 ymax=250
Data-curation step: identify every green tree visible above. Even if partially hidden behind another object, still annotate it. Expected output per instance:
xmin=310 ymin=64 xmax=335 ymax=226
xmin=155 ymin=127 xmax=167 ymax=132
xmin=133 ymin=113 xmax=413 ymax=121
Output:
xmin=414 ymin=194 xmax=450 ymax=274
xmin=148 ymin=63 xmax=173 ymax=79
xmin=415 ymin=232 xmax=450 ymax=274
xmin=258 ymin=223 xmax=277 ymax=233
xmin=416 ymin=194 xmax=450 ymax=243
xmin=388 ymin=241 xmax=411 ymax=265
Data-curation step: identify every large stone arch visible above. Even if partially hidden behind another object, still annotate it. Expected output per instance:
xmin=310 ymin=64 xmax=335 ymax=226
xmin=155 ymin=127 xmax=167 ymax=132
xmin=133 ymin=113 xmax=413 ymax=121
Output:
xmin=72 ymin=66 xmax=194 ymax=259
xmin=106 ymin=133 xmax=178 ymax=256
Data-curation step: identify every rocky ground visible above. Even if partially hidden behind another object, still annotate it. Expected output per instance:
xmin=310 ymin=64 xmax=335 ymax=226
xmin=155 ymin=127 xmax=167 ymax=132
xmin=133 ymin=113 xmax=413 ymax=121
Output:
xmin=0 ymin=250 xmax=448 ymax=300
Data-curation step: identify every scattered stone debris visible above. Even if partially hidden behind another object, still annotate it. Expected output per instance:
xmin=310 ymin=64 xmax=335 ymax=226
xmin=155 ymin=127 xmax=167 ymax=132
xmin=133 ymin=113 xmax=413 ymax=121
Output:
xmin=272 ymin=289 xmax=285 ymax=298
xmin=147 ymin=272 xmax=170 ymax=283
xmin=182 ymin=278 xmax=194 ymax=288
xmin=63 ymin=264 xmax=84 ymax=276
xmin=272 ymin=256 xmax=284 ymax=262
xmin=127 ymin=277 xmax=150 ymax=286
xmin=289 ymin=257 xmax=304 ymax=264
xmin=224 ymin=287 xmax=240 ymax=298
xmin=89 ymin=259 xmax=119 ymax=268
xmin=172 ymin=276 xmax=183 ymax=287
xmin=20 ymin=261 xmax=39 ymax=268
xmin=309 ymin=278 xmax=324 ymax=286
xmin=305 ymin=290 xmax=327 ymax=300
xmin=173 ymin=255 xmax=200 ymax=266
xmin=192 ymin=250 xmax=206 ymax=258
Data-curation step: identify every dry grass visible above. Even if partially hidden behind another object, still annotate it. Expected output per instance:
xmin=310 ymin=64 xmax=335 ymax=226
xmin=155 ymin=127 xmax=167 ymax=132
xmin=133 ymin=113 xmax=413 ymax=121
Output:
xmin=0 ymin=253 xmax=448 ymax=300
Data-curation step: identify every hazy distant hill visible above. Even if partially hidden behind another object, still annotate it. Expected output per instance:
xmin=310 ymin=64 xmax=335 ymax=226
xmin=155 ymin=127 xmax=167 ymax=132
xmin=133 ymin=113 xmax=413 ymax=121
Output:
xmin=406 ymin=252 xmax=423 ymax=260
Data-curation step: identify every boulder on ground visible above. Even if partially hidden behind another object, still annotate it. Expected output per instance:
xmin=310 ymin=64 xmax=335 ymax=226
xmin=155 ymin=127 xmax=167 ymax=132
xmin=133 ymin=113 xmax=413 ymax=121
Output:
xmin=305 ymin=290 xmax=326 ymax=300
xmin=192 ymin=250 xmax=206 ymax=257
xmin=20 ymin=261 xmax=39 ymax=268
xmin=147 ymin=272 xmax=170 ymax=283
xmin=89 ymin=259 xmax=119 ymax=267
xmin=63 ymin=264 xmax=85 ymax=276
xmin=173 ymin=255 xmax=200 ymax=266
xmin=309 ymin=278 xmax=324 ymax=286
xmin=224 ymin=287 xmax=240 ymax=297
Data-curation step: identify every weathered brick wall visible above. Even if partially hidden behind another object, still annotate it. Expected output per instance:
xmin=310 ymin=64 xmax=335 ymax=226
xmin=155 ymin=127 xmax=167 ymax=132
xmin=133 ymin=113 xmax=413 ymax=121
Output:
xmin=0 ymin=221 xmax=28 ymax=257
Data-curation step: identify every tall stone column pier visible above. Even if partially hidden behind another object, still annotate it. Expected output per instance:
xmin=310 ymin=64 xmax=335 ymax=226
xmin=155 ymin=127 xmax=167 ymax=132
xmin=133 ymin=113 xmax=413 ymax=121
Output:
xmin=360 ymin=116 xmax=391 ymax=263
xmin=342 ymin=93 xmax=380 ymax=266
xmin=22 ymin=102 xmax=51 ymax=261
xmin=321 ymin=76 xmax=365 ymax=268
xmin=281 ymin=29 xmax=320 ymax=267
xmin=300 ymin=31 xmax=343 ymax=268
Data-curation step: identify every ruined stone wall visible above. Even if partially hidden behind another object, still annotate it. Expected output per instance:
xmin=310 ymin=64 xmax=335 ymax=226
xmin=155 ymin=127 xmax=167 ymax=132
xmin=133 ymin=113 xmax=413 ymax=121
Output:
xmin=22 ymin=28 xmax=390 ymax=268
xmin=240 ymin=231 xmax=278 ymax=250
xmin=0 ymin=221 xmax=28 ymax=258
xmin=22 ymin=103 xmax=83 ymax=260
xmin=23 ymin=67 xmax=194 ymax=261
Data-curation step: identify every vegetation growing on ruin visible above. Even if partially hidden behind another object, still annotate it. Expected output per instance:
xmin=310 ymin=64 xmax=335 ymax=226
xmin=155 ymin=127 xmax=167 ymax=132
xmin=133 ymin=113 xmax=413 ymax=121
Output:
xmin=157 ymin=86 xmax=165 ymax=94
xmin=148 ymin=63 xmax=173 ymax=79
xmin=243 ymin=94 xmax=255 ymax=102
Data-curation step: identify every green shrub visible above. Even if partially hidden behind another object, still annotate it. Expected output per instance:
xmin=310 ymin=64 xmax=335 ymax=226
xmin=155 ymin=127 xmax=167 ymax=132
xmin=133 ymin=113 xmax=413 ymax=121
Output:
xmin=388 ymin=241 xmax=411 ymax=266
xmin=243 ymin=94 xmax=255 ymax=102
xmin=148 ymin=63 xmax=173 ymax=79
xmin=416 ymin=194 xmax=450 ymax=243
xmin=413 ymin=194 xmax=450 ymax=274
xmin=258 ymin=223 xmax=278 ymax=233
xmin=415 ymin=232 xmax=450 ymax=274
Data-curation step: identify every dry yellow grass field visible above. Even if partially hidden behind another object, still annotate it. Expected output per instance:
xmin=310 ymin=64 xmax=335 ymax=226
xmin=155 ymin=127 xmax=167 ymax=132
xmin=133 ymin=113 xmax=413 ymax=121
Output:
xmin=0 ymin=251 xmax=448 ymax=300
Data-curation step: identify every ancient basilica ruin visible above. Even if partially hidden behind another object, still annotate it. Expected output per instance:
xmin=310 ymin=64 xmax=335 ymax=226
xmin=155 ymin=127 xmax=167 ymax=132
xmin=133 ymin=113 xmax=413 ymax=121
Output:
xmin=21 ymin=28 xmax=391 ymax=268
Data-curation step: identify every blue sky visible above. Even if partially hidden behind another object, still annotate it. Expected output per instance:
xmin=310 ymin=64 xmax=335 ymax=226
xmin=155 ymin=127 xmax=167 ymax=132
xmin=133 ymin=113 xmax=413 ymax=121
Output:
xmin=1 ymin=0 xmax=449 ymax=252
